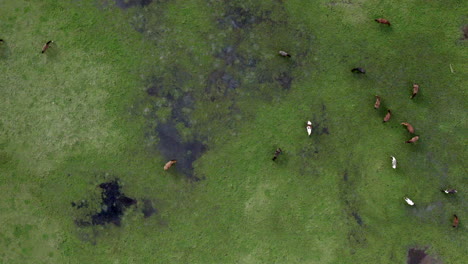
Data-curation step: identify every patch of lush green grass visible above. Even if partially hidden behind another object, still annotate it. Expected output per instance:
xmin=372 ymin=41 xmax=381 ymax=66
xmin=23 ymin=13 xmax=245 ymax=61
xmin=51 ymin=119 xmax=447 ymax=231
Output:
xmin=0 ymin=0 xmax=466 ymax=263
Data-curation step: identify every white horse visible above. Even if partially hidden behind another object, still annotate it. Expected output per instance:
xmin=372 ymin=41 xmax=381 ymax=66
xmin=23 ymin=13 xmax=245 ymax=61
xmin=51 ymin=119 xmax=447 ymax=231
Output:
xmin=404 ymin=197 xmax=414 ymax=206
xmin=306 ymin=121 xmax=312 ymax=136
xmin=391 ymin=156 xmax=397 ymax=169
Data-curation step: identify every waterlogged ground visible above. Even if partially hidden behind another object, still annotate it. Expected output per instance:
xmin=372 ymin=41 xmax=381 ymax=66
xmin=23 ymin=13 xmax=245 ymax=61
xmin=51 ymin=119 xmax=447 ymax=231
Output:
xmin=0 ymin=0 xmax=466 ymax=263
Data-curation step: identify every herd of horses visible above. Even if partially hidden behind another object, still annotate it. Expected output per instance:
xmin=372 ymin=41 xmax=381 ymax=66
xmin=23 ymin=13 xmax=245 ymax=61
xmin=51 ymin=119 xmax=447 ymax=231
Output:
xmin=8 ymin=17 xmax=455 ymax=228
xmin=277 ymin=18 xmax=459 ymax=228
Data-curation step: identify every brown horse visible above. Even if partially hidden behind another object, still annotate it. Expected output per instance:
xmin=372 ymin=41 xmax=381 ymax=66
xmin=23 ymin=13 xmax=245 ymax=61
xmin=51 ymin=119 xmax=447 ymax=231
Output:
xmin=405 ymin=136 xmax=419 ymax=143
xmin=453 ymin=214 xmax=459 ymax=228
xmin=375 ymin=18 xmax=391 ymax=26
xmin=272 ymin=148 xmax=283 ymax=161
xmin=279 ymin=51 xmax=291 ymax=57
xmin=164 ymin=160 xmax=177 ymax=170
xmin=401 ymin=122 xmax=415 ymax=134
xmin=410 ymin=84 xmax=419 ymax=99
xmin=383 ymin=110 xmax=391 ymax=122
xmin=41 ymin=40 xmax=53 ymax=53
xmin=374 ymin=96 xmax=381 ymax=109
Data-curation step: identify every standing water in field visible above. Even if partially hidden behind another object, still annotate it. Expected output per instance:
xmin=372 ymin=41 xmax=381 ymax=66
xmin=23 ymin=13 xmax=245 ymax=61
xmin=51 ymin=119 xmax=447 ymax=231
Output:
xmin=74 ymin=180 xmax=137 ymax=227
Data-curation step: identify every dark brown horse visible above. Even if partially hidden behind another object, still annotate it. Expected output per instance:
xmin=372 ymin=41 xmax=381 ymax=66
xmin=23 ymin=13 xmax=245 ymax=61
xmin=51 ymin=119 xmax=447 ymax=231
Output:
xmin=374 ymin=96 xmax=381 ymax=109
xmin=383 ymin=110 xmax=391 ymax=122
xmin=453 ymin=214 xmax=459 ymax=228
xmin=410 ymin=84 xmax=419 ymax=99
xmin=405 ymin=136 xmax=419 ymax=143
xmin=351 ymin=67 xmax=366 ymax=74
xmin=41 ymin=40 xmax=53 ymax=53
xmin=401 ymin=122 xmax=415 ymax=134
xmin=272 ymin=148 xmax=283 ymax=161
xmin=441 ymin=189 xmax=457 ymax=194
xmin=375 ymin=18 xmax=391 ymax=26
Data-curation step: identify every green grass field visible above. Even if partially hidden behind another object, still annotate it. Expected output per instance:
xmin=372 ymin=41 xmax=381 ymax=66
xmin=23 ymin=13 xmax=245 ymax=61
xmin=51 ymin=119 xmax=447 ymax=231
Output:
xmin=0 ymin=0 xmax=466 ymax=263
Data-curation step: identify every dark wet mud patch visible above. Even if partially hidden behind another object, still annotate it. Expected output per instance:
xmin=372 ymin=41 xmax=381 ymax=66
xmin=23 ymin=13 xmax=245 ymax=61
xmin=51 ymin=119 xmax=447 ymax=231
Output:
xmin=310 ymin=104 xmax=331 ymax=135
xmin=347 ymin=228 xmax=367 ymax=255
xmin=71 ymin=200 xmax=89 ymax=209
xmin=409 ymin=201 xmax=445 ymax=224
xmin=130 ymin=0 xmax=314 ymax=175
xmin=275 ymin=72 xmax=293 ymax=90
xmin=215 ymin=4 xmax=274 ymax=30
xmin=407 ymin=247 xmax=442 ymax=264
xmin=74 ymin=180 xmax=137 ymax=227
xmin=216 ymin=46 xmax=244 ymax=67
xmin=145 ymin=72 xmax=195 ymax=126
xmin=142 ymin=199 xmax=157 ymax=218
xmin=77 ymin=229 xmax=98 ymax=245
xmin=171 ymin=93 xmax=195 ymax=126
xmin=351 ymin=211 xmax=363 ymax=226
xmin=205 ymin=70 xmax=240 ymax=101
xmin=0 ymin=43 xmax=10 ymax=59
xmin=461 ymin=24 xmax=468 ymax=40
xmin=207 ymin=0 xmax=314 ymax=94
xmin=114 ymin=0 xmax=153 ymax=9
xmin=156 ymin=122 xmax=206 ymax=180
xmin=145 ymin=79 xmax=162 ymax=96
xmin=338 ymin=169 xmax=367 ymax=251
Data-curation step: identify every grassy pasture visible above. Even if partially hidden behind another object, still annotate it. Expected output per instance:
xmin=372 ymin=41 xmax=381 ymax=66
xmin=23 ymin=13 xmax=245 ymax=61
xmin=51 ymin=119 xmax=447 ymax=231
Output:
xmin=0 ymin=0 xmax=466 ymax=263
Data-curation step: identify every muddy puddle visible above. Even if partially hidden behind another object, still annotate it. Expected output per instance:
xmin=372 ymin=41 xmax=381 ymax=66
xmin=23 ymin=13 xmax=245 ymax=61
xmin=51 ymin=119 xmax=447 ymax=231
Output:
xmin=74 ymin=180 xmax=137 ymax=227
xmin=156 ymin=122 xmax=206 ymax=180
xmin=142 ymin=199 xmax=157 ymax=218
xmin=407 ymin=248 xmax=442 ymax=264
xmin=114 ymin=0 xmax=153 ymax=9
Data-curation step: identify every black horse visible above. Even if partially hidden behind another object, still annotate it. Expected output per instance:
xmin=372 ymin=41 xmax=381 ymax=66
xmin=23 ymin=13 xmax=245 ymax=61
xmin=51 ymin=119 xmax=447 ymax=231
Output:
xmin=272 ymin=148 xmax=283 ymax=161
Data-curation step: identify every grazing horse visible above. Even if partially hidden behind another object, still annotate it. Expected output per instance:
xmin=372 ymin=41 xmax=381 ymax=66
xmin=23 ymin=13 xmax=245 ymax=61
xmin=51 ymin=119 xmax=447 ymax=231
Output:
xmin=306 ymin=121 xmax=313 ymax=136
xmin=375 ymin=18 xmax=391 ymax=26
xmin=41 ymin=40 xmax=53 ymax=53
xmin=441 ymin=189 xmax=457 ymax=194
xmin=351 ymin=67 xmax=366 ymax=74
xmin=404 ymin=197 xmax=414 ymax=206
xmin=279 ymin=51 xmax=291 ymax=57
xmin=453 ymin=214 xmax=459 ymax=228
xmin=383 ymin=110 xmax=391 ymax=122
xmin=410 ymin=84 xmax=419 ymax=99
xmin=374 ymin=96 xmax=381 ymax=109
xmin=405 ymin=136 xmax=419 ymax=143
xmin=272 ymin=148 xmax=283 ymax=161
xmin=164 ymin=160 xmax=177 ymax=170
xmin=391 ymin=156 xmax=397 ymax=169
xmin=401 ymin=122 xmax=415 ymax=134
